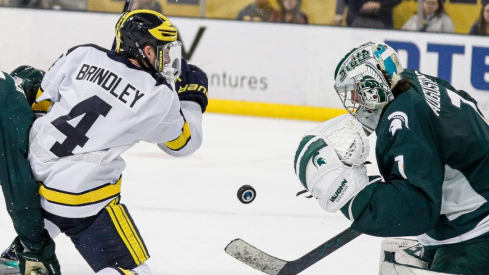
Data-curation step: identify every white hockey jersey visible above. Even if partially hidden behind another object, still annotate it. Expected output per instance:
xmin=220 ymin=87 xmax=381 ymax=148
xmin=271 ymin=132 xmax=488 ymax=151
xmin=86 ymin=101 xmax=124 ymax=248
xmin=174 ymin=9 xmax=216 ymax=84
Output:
xmin=29 ymin=44 xmax=203 ymax=218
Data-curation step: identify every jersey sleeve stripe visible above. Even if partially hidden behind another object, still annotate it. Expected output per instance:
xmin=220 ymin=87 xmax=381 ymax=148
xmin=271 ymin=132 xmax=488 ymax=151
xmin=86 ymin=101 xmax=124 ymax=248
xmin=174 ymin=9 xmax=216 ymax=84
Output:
xmin=39 ymin=178 xmax=122 ymax=206
xmin=164 ymin=121 xmax=191 ymax=151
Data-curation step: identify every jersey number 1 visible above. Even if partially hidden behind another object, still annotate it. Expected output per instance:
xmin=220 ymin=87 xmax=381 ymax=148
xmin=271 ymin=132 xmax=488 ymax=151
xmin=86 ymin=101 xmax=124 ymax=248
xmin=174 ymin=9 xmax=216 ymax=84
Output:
xmin=50 ymin=96 xmax=112 ymax=157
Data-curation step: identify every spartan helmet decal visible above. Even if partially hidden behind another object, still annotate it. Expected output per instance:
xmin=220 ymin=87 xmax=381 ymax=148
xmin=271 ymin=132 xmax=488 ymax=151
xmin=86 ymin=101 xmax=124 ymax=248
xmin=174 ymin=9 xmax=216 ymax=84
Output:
xmin=358 ymin=76 xmax=382 ymax=103
xmin=354 ymin=63 xmax=391 ymax=110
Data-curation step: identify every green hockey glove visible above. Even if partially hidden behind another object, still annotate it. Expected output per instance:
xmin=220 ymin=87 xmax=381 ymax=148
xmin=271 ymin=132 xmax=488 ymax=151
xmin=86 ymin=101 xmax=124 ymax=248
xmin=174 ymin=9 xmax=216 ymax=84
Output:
xmin=14 ymin=236 xmax=60 ymax=275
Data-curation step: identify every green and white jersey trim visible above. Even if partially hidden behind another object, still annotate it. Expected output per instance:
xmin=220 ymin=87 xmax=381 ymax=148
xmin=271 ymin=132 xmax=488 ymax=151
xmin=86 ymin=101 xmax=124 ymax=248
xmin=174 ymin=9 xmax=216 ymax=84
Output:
xmin=441 ymin=165 xmax=487 ymax=221
xmin=419 ymin=215 xmax=489 ymax=246
xmin=418 ymin=165 xmax=488 ymax=246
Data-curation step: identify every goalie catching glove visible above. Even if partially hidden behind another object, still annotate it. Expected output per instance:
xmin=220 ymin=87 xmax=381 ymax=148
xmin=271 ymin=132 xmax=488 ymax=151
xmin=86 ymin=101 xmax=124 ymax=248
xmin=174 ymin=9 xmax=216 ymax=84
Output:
xmin=14 ymin=234 xmax=60 ymax=275
xmin=294 ymin=114 xmax=370 ymax=213
xmin=175 ymin=59 xmax=208 ymax=113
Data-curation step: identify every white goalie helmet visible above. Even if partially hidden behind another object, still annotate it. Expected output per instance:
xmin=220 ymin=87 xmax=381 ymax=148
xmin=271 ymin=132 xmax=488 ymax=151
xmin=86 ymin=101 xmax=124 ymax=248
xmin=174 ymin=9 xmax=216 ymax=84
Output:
xmin=334 ymin=42 xmax=403 ymax=132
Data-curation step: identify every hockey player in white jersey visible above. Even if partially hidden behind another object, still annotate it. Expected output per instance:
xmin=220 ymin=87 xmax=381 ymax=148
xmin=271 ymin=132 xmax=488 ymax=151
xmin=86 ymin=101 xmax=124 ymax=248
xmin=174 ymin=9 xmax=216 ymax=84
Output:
xmin=22 ymin=9 xmax=207 ymax=275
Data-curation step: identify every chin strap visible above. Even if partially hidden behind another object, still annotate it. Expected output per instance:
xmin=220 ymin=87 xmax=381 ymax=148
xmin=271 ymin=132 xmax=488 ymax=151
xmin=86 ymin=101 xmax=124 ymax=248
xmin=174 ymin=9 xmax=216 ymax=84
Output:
xmin=134 ymin=44 xmax=159 ymax=74
xmin=137 ymin=55 xmax=157 ymax=72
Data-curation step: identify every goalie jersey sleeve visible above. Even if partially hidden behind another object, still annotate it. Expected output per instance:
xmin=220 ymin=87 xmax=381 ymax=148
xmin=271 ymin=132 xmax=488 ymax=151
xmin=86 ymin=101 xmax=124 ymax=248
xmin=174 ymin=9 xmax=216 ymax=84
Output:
xmin=0 ymin=72 xmax=48 ymax=253
xmin=347 ymin=69 xmax=489 ymax=246
xmin=29 ymin=44 xmax=203 ymax=218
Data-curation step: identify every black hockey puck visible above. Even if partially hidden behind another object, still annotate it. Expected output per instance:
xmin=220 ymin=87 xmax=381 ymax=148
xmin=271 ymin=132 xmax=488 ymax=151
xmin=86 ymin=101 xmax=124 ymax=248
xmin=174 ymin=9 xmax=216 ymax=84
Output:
xmin=237 ymin=185 xmax=256 ymax=204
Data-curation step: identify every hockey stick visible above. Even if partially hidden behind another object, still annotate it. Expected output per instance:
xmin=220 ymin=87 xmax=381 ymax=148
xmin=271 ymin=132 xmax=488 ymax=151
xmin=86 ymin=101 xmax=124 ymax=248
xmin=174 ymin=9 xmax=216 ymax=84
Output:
xmin=111 ymin=0 xmax=132 ymax=51
xmin=225 ymin=227 xmax=362 ymax=275
xmin=122 ymin=0 xmax=132 ymax=12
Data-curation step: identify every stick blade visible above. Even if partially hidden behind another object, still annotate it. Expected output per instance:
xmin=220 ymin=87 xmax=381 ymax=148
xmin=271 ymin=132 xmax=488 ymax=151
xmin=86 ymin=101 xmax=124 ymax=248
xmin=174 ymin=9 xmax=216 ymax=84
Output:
xmin=225 ymin=239 xmax=287 ymax=275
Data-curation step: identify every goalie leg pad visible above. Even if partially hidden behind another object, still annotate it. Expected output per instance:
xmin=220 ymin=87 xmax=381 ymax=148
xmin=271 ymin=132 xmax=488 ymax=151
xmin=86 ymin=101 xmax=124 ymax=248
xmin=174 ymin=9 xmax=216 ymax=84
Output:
xmin=380 ymin=238 xmax=428 ymax=269
xmin=379 ymin=238 xmax=457 ymax=275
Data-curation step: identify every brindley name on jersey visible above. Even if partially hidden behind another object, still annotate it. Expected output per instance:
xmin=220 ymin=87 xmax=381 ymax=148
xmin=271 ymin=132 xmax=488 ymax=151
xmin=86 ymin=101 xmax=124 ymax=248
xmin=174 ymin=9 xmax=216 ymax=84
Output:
xmin=76 ymin=63 xmax=145 ymax=109
xmin=416 ymin=71 xmax=441 ymax=117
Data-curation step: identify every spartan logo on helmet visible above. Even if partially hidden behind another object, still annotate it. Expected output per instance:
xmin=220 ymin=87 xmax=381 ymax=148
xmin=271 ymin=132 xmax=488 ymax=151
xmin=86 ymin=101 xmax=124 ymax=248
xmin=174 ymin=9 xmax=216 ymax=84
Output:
xmin=354 ymin=63 xmax=391 ymax=109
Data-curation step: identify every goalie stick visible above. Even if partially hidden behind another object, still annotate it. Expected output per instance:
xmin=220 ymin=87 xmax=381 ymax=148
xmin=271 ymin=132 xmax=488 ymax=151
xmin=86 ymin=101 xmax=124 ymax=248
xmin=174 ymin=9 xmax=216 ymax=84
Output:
xmin=225 ymin=227 xmax=362 ymax=275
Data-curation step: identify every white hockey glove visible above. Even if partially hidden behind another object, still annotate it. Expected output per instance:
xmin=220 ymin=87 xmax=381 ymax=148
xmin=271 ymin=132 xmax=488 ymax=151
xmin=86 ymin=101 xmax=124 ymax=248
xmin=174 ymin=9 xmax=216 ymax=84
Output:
xmin=294 ymin=114 xmax=370 ymax=213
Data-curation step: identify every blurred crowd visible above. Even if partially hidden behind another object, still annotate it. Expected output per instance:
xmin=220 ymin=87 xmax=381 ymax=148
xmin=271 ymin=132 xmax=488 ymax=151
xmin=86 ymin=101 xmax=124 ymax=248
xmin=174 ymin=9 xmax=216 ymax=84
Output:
xmin=1 ymin=0 xmax=86 ymax=10
xmin=236 ymin=0 xmax=486 ymax=35
xmin=1 ymin=0 xmax=488 ymax=36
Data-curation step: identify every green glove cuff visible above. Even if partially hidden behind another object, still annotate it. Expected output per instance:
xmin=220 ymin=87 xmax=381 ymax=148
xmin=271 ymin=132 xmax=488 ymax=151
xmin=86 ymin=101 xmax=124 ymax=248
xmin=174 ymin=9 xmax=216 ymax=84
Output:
xmin=340 ymin=176 xmax=381 ymax=220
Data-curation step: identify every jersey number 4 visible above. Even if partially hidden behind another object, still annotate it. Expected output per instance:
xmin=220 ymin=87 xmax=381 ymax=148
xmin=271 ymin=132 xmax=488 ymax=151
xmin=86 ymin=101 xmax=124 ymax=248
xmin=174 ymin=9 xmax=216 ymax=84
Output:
xmin=50 ymin=96 xmax=112 ymax=157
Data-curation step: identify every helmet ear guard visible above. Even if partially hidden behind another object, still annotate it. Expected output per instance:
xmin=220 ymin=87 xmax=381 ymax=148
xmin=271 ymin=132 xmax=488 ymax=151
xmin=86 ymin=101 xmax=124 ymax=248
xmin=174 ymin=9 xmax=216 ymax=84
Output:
xmin=10 ymin=65 xmax=45 ymax=106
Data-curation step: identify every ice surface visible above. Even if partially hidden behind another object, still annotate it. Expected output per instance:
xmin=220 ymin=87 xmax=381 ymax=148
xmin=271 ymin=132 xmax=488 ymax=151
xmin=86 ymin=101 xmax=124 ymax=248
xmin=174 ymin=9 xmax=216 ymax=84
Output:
xmin=0 ymin=113 xmax=383 ymax=274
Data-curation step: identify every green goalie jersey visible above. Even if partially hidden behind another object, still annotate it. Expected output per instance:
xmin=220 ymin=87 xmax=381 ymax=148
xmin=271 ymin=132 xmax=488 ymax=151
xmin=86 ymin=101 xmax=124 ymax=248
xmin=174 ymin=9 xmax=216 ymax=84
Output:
xmin=0 ymin=71 xmax=47 ymax=253
xmin=348 ymin=68 xmax=489 ymax=247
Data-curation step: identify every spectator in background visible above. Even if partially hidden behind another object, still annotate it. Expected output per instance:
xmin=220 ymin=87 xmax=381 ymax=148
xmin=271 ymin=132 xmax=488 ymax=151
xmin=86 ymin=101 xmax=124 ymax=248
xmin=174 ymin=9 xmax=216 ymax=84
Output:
xmin=469 ymin=2 xmax=489 ymax=35
xmin=345 ymin=0 xmax=402 ymax=29
xmin=3 ymin=0 xmax=85 ymax=10
xmin=334 ymin=0 xmax=346 ymax=26
xmin=6 ymin=0 xmax=53 ymax=8
xmin=237 ymin=0 xmax=276 ymax=22
xmin=269 ymin=0 xmax=309 ymax=24
xmin=130 ymin=0 xmax=163 ymax=13
xmin=402 ymin=0 xmax=454 ymax=33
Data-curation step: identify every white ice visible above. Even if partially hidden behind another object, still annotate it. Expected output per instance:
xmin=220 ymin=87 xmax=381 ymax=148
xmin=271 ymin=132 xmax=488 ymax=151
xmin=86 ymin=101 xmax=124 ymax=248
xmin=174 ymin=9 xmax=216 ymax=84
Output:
xmin=0 ymin=113 xmax=385 ymax=274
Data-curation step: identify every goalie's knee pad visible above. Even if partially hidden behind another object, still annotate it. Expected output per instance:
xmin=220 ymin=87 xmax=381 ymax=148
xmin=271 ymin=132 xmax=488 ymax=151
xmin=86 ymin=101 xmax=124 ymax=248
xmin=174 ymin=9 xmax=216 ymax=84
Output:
xmin=378 ymin=238 xmax=456 ymax=275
